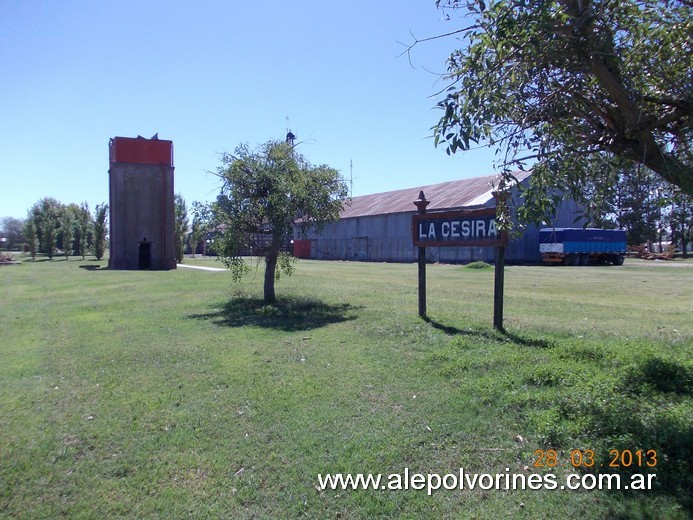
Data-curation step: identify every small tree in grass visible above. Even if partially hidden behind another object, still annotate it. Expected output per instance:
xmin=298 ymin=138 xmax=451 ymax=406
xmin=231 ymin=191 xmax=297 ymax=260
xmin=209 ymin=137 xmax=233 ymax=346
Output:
xmin=174 ymin=193 xmax=188 ymax=264
xmin=213 ymin=139 xmax=348 ymax=304
xmin=191 ymin=201 xmax=214 ymax=257
xmin=76 ymin=202 xmax=92 ymax=260
xmin=93 ymin=203 xmax=108 ymax=260
xmin=29 ymin=197 xmax=61 ymax=259
xmin=59 ymin=209 xmax=75 ymax=260
xmin=23 ymin=218 xmax=38 ymax=260
xmin=190 ymin=215 xmax=201 ymax=258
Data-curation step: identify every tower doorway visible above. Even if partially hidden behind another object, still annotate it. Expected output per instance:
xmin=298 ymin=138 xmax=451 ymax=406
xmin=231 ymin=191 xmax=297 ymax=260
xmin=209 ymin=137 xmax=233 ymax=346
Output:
xmin=139 ymin=241 xmax=151 ymax=270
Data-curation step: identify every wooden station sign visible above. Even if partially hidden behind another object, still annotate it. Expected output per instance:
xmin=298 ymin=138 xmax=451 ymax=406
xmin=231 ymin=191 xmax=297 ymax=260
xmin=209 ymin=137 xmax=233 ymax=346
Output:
xmin=412 ymin=207 xmax=506 ymax=248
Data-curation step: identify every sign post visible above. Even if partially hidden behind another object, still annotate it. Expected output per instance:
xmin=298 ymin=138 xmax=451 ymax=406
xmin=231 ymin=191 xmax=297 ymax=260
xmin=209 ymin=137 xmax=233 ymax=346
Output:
xmin=493 ymin=240 xmax=505 ymax=330
xmin=412 ymin=195 xmax=508 ymax=329
xmin=492 ymin=191 xmax=508 ymax=331
xmin=413 ymin=191 xmax=430 ymax=318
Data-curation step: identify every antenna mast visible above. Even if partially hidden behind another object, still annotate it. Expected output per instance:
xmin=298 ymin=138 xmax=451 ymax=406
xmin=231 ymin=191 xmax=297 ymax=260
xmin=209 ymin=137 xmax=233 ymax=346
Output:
xmin=349 ymin=159 xmax=353 ymax=198
xmin=285 ymin=116 xmax=296 ymax=147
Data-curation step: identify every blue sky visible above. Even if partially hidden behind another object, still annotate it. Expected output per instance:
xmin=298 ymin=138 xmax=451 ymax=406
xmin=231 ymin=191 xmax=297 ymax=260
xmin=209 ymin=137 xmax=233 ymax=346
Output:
xmin=0 ymin=1 xmax=497 ymax=219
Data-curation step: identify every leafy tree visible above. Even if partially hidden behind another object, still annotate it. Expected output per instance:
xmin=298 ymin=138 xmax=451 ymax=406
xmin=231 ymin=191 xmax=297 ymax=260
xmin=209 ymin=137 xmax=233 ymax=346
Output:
xmin=23 ymin=218 xmax=38 ymax=260
xmin=213 ymin=139 xmax=348 ymax=303
xmin=430 ymin=0 xmax=693 ymax=216
xmin=190 ymin=216 xmax=201 ymax=258
xmin=191 ymin=201 xmax=214 ymax=257
xmin=614 ymin=168 xmax=665 ymax=246
xmin=76 ymin=202 xmax=92 ymax=260
xmin=59 ymin=208 xmax=75 ymax=260
xmin=174 ymin=193 xmax=189 ymax=264
xmin=28 ymin=197 xmax=62 ymax=259
xmin=580 ymin=165 xmax=692 ymax=252
xmin=0 ymin=217 xmax=25 ymax=250
xmin=93 ymin=203 xmax=108 ymax=260
xmin=60 ymin=203 xmax=84 ymax=254
xmin=664 ymin=187 xmax=693 ymax=257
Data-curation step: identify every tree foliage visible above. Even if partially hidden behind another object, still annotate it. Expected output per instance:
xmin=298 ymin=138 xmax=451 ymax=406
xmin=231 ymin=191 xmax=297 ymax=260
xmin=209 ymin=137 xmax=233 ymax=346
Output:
xmin=191 ymin=201 xmax=214 ymax=257
xmin=26 ymin=197 xmax=62 ymax=259
xmin=76 ymin=202 xmax=92 ymax=260
xmin=581 ymin=166 xmax=693 ymax=251
xmin=93 ymin=203 xmax=108 ymax=260
xmin=432 ymin=0 xmax=693 ymax=213
xmin=190 ymin=216 xmax=202 ymax=258
xmin=174 ymin=193 xmax=188 ymax=264
xmin=0 ymin=217 xmax=25 ymax=250
xmin=23 ymin=218 xmax=38 ymax=260
xmin=21 ymin=198 xmax=100 ymax=260
xmin=665 ymin=187 xmax=693 ymax=256
xmin=213 ymin=139 xmax=348 ymax=303
xmin=614 ymin=169 xmax=664 ymax=246
xmin=59 ymin=208 xmax=75 ymax=260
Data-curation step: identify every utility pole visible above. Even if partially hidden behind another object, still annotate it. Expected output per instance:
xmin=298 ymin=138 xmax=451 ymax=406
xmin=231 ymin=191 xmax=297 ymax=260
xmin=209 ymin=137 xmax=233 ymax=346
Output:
xmin=349 ymin=159 xmax=353 ymax=198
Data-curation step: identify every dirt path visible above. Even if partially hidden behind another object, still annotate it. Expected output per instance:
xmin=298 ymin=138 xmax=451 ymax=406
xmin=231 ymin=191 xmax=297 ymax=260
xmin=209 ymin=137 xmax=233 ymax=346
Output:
xmin=177 ymin=263 xmax=227 ymax=272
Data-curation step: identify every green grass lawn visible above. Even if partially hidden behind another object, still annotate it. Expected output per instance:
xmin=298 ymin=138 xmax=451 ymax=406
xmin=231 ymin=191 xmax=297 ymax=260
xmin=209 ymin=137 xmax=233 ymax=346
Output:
xmin=1 ymin=256 xmax=691 ymax=518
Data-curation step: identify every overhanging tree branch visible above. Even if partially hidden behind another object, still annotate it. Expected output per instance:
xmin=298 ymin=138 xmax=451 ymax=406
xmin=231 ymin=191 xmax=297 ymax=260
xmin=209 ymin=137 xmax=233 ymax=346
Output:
xmin=430 ymin=0 xmax=693 ymax=197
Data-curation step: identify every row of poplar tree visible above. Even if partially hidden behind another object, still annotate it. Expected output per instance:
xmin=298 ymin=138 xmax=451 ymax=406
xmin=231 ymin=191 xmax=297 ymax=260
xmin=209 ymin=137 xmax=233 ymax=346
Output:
xmin=0 ymin=193 xmax=191 ymax=263
xmin=19 ymin=198 xmax=109 ymax=261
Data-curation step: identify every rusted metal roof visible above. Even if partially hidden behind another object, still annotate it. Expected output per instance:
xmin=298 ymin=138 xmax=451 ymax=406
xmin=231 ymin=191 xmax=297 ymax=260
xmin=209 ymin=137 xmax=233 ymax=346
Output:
xmin=340 ymin=171 xmax=532 ymax=218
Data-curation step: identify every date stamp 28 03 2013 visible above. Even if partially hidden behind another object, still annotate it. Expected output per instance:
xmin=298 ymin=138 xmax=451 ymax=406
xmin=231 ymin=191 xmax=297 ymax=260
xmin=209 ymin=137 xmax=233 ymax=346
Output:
xmin=532 ymin=449 xmax=658 ymax=469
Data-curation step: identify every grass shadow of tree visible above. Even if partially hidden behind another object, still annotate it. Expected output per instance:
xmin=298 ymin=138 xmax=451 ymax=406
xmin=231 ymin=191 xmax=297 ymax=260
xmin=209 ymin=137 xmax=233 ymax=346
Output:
xmin=188 ymin=295 xmax=361 ymax=332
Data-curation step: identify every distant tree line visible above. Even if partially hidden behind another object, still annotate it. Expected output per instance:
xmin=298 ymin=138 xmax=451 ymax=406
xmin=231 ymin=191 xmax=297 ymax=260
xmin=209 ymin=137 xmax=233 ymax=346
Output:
xmin=174 ymin=193 xmax=188 ymax=264
xmin=0 ymin=216 xmax=25 ymax=251
xmin=2 ymin=192 xmax=193 ymax=264
xmin=582 ymin=168 xmax=692 ymax=255
xmin=176 ymin=199 xmax=214 ymax=260
xmin=0 ymin=198 xmax=108 ymax=260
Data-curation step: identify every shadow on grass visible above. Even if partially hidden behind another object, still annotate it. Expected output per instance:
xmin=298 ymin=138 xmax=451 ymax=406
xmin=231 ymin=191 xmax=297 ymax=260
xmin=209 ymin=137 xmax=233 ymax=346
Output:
xmin=423 ymin=316 xmax=555 ymax=348
xmin=79 ymin=264 xmax=103 ymax=270
xmin=188 ymin=295 xmax=361 ymax=332
xmin=424 ymin=315 xmax=690 ymax=511
xmin=501 ymin=330 xmax=556 ymax=349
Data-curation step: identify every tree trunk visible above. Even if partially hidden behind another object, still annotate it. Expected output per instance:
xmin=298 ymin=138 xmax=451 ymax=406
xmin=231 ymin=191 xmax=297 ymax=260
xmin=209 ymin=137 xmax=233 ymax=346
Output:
xmin=263 ymin=235 xmax=282 ymax=304
xmin=681 ymin=223 xmax=689 ymax=259
xmin=629 ymin=139 xmax=693 ymax=197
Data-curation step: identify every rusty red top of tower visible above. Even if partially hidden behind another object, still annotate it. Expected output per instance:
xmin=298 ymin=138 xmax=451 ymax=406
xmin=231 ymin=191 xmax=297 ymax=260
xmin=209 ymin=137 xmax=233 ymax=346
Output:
xmin=109 ymin=136 xmax=174 ymax=166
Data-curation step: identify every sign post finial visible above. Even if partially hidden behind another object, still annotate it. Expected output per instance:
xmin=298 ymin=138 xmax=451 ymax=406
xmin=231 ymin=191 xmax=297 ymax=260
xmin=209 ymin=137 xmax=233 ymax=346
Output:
xmin=414 ymin=191 xmax=430 ymax=214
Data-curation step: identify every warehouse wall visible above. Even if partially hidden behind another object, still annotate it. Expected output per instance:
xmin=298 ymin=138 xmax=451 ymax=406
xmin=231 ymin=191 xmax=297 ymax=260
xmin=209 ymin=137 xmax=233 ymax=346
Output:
xmin=294 ymin=189 xmax=584 ymax=264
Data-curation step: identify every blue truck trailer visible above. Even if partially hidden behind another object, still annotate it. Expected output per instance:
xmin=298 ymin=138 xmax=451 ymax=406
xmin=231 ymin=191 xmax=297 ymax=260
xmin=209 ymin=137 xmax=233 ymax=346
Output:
xmin=539 ymin=228 xmax=627 ymax=265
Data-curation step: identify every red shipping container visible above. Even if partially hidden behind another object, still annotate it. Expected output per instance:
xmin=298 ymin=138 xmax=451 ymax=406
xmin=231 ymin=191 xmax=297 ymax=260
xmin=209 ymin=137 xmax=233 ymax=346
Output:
xmin=293 ymin=239 xmax=312 ymax=259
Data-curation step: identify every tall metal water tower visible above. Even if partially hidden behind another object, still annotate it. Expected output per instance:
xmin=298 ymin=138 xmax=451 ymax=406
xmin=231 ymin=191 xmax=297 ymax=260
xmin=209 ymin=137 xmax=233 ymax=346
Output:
xmin=108 ymin=136 xmax=176 ymax=270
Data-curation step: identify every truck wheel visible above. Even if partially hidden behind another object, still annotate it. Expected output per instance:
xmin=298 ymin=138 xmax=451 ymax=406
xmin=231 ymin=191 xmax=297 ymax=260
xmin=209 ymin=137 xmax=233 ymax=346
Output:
xmin=580 ymin=254 xmax=589 ymax=266
xmin=613 ymin=254 xmax=625 ymax=266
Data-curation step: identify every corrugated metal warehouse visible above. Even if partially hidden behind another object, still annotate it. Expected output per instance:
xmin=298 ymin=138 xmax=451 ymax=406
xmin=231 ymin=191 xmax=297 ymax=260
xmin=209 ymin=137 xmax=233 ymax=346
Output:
xmin=294 ymin=172 xmax=584 ymax=264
